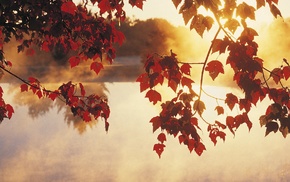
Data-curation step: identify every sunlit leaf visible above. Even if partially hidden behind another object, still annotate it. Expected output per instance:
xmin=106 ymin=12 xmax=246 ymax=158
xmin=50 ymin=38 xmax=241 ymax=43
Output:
xmin=205 ymin=60 xmax=224 ymax=80
xmin=20 ymin=84 xmax=28 ymax=92
xmin=129 ymin=0 xmax=145 ymax=9
xmin=90 ymin=62 xmax=104 ymax=75
xmin=145 ymin=89 xmax=162 ymax=105
xmin=215 ymin=106 xmax=224 ymax=115
xmin=48 ymin=92 xmax=59 ymax=101
xmin=270 ymin=4 xmax=282 ymax=18
xmin=69 ymin=56 xmax=81 ymax=68
xmin=172 ymin=0 xmax=182 ymax=8
xmin=181 ymin=77 xmax=194 ymax=88
xmin=180 ymin=63 xmax=191 ymax=75
xmin=181 ymin=5 xmax=197 ymax=25
xmin=256 ymin=0 xmax=265 ymax=9
xmin=211 ymin=37 xmax=230 ymax=54
xmin=194 ymin=142 xmax=206 ymax=156
xmin=190 ymin=14 xmax=206 ymax=37
xmin=283 ymin=66 xmax=290 ymax=80
xmin=224 ymin=19 xmax=240 ymax=34
xmin=193 ymin=99 xmax=206 ymax=115
xmin=236 ymin=2 xmax=256 ymax=20
xmin=136 ymin=73 xmax=150 ymax=92
xmin=225 ymin=93 xmax=238 ymax=110
xmin=271 ymin=68 xmax=283 ymax=84
xmin=61 ymin=1 xmax=77 ymax=15
xmin=83 ymin=110 xmax=92 ymax=122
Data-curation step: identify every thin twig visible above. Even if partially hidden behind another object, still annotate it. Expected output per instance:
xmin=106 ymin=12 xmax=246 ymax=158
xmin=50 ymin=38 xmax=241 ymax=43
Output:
xmin=198 ymin=27 xmax=222 ymax=99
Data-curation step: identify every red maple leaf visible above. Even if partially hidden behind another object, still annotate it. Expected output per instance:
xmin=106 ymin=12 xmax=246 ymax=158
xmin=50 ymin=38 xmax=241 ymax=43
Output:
xmin=211 ymin=37 xmax=230 ymax=54
xmin=225 ymin=93 xmax=238 ymax=110
xmin=145 ymin=89 xmax=161 ymax=105
xmin=69 ymin=56 xmax=80 ymax=68
xmin=48 ymin=92 xmax=59 ymax=101
xmin=178 ymin=134 xmax=186 ymax=144
xmin=180 ymin=63 xmax=191 ymax=75
xmin=194 ymin=142 xmax=206 ymax=156
xmin=215 ymin=120 xmax=226 ymax=129
xmin=265 ymin=121 xmax=279 ymax=136
xmin=98 ymin=0 xmax=111 ymax=14
xmin=61 ymin=1 xmax=77 ymax=15
xmin=5 ymin=104 xmax=14 ymax=119
xmin=157 ymin=133 xmax=166 ymax=143
xmin=187 ymin=139 xmax=196 ymax=153
xmin=153 ymin=143 xmax=166 ymax=158
xmin=226 ymin=116 xmax=236 ymax=135
xmin=205 ymin=60 xmax=224 ymax=80
xmin=239 ymin=99 xmax=251 ymax=112
xmin=129 ymin=0 xmax=145 ymax=9
xmin=136 ymin=73 xmax=150 ymax=92
xmin=90 ymin=62 xmax=104 ymax=75
xmin=83 ymin=110 xmax=91 ymax=122
xmin=114 ymin=29 xmax=125 ymax=45
xmin=150 ymin=116 xmax=161 ymax=132
xmin=271 ymin=68 xmax=283 ymax=84
xmin=209 ymin=129 xmax=225 ymax=145
xmin=283 ymin=66 xmax=290 ymax=80
xmin=20 ymin=84 xmax=28 ymax=92
xmin=181 ymin=76 xmax=194 ymax=88
xmin=215 ymin=106 xmax=224 ymax=115
xmin=168 ymin=80 xmax=178 ymax=92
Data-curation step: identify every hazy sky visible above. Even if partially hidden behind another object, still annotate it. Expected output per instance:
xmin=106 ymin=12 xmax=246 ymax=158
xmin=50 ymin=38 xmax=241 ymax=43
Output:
xmin=123 ymin=0 xmax=290 ymax=27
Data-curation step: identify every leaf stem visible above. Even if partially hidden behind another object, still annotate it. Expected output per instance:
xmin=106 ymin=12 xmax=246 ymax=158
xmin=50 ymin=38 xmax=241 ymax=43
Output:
xmin=198 ymin=27 xmax=221 ymax=99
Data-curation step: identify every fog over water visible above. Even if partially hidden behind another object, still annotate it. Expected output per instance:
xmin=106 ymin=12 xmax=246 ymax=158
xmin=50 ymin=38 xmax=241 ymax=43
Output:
xmin=0 ymin=16 xmax=290 ymax=181
xmin=0 ymin=83 xmax=290 ymax=181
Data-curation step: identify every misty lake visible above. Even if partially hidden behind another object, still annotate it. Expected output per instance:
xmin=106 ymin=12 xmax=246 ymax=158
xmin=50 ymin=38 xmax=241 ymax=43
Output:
xmin=0 ymin=82 xmax=290 ymax=182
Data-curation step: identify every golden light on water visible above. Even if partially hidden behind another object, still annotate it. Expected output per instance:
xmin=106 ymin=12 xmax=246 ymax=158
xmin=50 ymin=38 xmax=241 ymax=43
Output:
xmin=1 ymin=83 xmax=290 ymax=181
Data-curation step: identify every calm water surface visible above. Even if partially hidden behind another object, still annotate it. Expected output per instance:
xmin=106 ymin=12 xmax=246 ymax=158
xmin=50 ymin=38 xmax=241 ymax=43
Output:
xmin=0 ymin=82 xmax=290 ymax=182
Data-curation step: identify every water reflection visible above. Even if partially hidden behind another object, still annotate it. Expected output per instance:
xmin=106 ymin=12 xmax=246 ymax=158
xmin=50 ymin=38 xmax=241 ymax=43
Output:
xmin=1 ymin=82 xmax=290 ymax=181
xmin=7 ymin=82 xmax=108 ymax=134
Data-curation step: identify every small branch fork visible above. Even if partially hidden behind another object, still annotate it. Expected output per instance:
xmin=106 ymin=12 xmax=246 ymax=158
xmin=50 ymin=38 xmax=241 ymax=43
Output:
xmin=0 ymin=65 xmax=92 ymax=103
